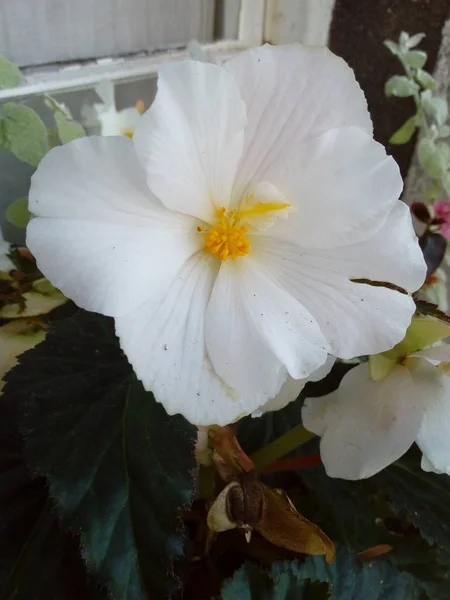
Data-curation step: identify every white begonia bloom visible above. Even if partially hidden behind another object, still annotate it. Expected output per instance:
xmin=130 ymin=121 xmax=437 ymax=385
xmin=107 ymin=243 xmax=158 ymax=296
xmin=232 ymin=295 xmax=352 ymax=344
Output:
xmin=303 ymin=339 xmax=450 ymax=480
xmin=27 ymin=44 xmax=426 ymax=426
xmin=81 ymin=81 xmax=143 ymax=137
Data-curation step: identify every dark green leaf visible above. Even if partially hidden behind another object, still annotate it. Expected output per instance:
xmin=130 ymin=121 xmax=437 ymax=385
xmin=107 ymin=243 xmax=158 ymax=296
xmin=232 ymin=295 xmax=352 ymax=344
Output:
xmin=375 ymin=458 xmax=450 ymax=556
xmin=220 ymin=562 xmax=308 ymax=600
xmin=3 ymin=310 xmax=197 ymax=600
xmin=284 ymin=546 xmax=420 ymax=599
xmin=221 ymin=546 xmax=420 ymax=599
xmin=0 ymin=362 xmax=107 ymax=599
xmin=297 ymin=456 xmax=385 ymax=552
xmin=389 ymin=537 xmax=450 ymax=600
xmin=0 ymin=103 xmax=49 ymax=166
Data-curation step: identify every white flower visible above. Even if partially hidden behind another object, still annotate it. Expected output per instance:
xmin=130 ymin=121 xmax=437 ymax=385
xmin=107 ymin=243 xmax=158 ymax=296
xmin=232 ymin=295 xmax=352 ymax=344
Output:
xmin=303 ymin=320 xmax=450 ymax=479
xmin=81 ymin=81 xmax=143 ymax=137
xmin=27 ymin=44 xmax=426 ymax=426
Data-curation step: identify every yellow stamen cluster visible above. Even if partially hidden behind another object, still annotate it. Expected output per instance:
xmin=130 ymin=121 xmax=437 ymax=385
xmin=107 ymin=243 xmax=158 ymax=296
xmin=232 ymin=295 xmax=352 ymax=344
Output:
xmin=203 ymin=208 xmax=250 ymax=261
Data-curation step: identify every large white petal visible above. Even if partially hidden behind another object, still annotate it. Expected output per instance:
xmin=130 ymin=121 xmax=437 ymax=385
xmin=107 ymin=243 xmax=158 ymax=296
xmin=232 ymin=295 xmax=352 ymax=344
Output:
xmin=251 ymin=236 xmax=417 ymax=358
xmin=205 ymin=258 xmax=328 ymax=407
xmin=27 ymin=136 xmax=200 ymax=317
xmin=115 ymin=253 xmax=260 ymax=426
xmin=224 ymin=43 xmax=372 ymax=194
xmin=408 ymin=357 xmax=450 ymax=474
xmin=298 ymin=201 xmax=425 ymax=293
xmin=254 ymin=355 xmax=336 ymax=416
xmin=251 ymin=128 xmax=402 ymax=249
xmin=302 ymin=363 xmax=421 ymax=480
xmin=29 ymin=136 xmax=173 ymax=223
xmin=134 ymin=60 xmax=246 ymax=222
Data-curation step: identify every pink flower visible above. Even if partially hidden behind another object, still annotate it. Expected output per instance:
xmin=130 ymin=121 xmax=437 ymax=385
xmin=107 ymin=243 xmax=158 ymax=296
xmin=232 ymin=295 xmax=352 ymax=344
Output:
xmin=434 ymin=201 xmax=450 ymax=239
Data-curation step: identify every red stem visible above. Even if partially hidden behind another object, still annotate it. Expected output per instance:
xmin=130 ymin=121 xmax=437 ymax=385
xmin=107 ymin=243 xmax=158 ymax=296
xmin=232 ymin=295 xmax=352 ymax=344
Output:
xmin=263 ymin=454 xmax=322 ymax=473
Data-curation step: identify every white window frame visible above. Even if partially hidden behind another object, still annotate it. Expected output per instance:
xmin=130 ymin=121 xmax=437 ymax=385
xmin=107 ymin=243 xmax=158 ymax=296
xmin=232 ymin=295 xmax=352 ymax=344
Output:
xmin=0 ymin=0 xmax=335 ymax=102
xmin=0 ymin=0 xmax=262 ymax=102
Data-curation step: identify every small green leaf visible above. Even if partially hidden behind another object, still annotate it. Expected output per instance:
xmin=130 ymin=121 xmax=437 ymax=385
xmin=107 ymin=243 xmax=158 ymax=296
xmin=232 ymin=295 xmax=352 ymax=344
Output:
xmin=404 ymin=50 xmax=427 ymax=69
xmin=421 ymin=91 xmax=449 ymax=127
xmin=54 ymin=111 xmax=85 ymax=144
xmin=399 ymin=31 xmax=410 ymax=49
xmin=416 ymin=69 xmax=437 ymax=90
xmin=6 ymin=196 xmax=31 ymax=228
xmin=389 ymin=116 xmax=417 ymax=144
xmin=418 ymin=138 xmax=448 ymax=179
xmin=0 ymin=56 xmax=23 ymax=89
xmin=406 ymin=33 xmax=426 ymax=49
xmin=44 ymin=95 xmax=85 ymax=144
xmin=385 ymin=76 xmax=419 ymax=98
xmin=384 ymin=40 xmax=400 ymax=56
xmin=0 ymin=103 xmax=49 ymax=166
xmin=4 ymin=310 xmax=197 ymax=600
xmin=44 ymin=95 xmax=73 ymax=118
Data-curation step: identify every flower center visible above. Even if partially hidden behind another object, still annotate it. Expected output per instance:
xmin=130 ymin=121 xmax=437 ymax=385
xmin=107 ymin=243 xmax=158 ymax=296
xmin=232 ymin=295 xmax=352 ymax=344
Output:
xmin=202 ymin=208 xmax=250 ymax=262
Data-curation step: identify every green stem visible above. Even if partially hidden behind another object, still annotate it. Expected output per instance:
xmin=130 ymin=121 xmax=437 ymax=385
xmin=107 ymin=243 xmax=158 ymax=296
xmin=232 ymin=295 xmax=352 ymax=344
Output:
xmin=250 ymin=424 xmax=315 ymax=472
